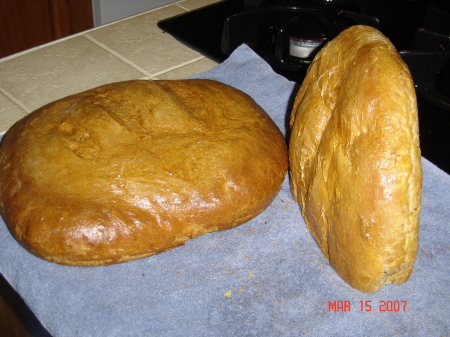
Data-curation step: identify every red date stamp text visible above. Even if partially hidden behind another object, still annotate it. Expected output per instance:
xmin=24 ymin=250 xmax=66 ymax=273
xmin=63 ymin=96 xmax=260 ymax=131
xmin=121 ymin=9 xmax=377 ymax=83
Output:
xmin=328 ymin=300 xmax=408 ymax=312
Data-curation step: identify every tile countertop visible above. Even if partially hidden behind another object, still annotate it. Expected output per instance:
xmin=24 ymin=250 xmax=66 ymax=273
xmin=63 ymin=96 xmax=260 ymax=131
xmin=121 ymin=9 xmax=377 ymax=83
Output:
xmin=0 ymin=0 xmax=220 ymax=135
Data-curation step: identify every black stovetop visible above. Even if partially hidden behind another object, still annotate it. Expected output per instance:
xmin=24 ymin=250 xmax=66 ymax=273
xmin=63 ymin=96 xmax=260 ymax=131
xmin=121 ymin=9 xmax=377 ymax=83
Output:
xmin=158 ymin=0 xmax=450 ymax=173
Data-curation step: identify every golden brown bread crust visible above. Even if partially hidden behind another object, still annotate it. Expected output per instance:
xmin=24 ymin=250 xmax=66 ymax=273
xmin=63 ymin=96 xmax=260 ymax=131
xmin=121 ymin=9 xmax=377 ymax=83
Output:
xmin=289 ymin=25 xmax=422 ymax=293
xmin=0 ymin=79 xmax=288 ymax=266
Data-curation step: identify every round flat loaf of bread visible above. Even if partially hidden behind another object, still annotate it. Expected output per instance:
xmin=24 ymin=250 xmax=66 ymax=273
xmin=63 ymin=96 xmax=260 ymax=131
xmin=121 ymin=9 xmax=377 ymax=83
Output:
xmin=0 ymin=79 xmax=288 ymax=266
xmin=289 ymin=26 xmax=422 ymax=293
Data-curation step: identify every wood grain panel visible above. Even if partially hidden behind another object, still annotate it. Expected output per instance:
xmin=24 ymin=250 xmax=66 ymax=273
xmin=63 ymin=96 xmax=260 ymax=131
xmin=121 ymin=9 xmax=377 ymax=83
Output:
xmin=0 ymin=274 xmax=52 ymax=337
xmin=0 ymin=0 xmax=93 ymax=58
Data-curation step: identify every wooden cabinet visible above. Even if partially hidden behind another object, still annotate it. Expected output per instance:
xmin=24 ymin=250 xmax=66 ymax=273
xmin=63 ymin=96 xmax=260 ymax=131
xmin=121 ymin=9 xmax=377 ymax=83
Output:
xmin=0 ymin=274 xmax=52 ymax=337
xmin=0 ymin=0 xmax=94 ymax=58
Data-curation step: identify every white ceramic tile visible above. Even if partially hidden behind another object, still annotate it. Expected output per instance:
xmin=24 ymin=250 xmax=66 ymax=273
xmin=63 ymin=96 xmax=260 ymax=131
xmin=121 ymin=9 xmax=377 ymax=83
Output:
xmin=0 ymin=36 xmax=146 ymax=111
xmin=0 ymin=0 xmax=221 ymax=130
xmin=86 ymin=5 xmax=203 ymax=76
xmin=154 ymin=57 xmax=218 ymax=79
xmin=0 ymin=92 xmax=28 ymax=133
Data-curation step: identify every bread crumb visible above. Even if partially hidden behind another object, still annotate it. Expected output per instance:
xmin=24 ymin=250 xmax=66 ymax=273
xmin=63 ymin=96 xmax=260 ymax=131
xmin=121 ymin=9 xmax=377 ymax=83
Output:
xmin=224 ymin=291 xmax=232 ymax=297
xmin=248 ymin=272 xmax=255 ymax=278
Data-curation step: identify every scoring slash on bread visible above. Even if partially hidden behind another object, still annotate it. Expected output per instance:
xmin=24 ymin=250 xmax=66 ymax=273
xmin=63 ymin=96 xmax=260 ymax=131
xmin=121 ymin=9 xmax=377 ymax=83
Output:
xmin=0 ymin=79 xmax=288 ymax=266
xmin=289 ymin=25 xmax=422 ymax=293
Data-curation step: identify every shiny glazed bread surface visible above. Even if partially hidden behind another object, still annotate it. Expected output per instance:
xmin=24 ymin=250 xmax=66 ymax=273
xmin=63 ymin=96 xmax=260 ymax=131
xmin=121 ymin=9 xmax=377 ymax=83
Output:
xmin=0 ymin=79 xmax=288 ymax=266
xmin=289 ymin=25 xmax=422 ymax=293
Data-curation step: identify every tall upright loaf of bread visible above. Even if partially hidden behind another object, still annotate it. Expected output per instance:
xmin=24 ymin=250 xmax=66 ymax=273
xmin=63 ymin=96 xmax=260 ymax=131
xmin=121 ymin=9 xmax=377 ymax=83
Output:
xmin=289 ymin=25 xmax=422 ymax=293
xmin=0 ymin=79 xmax=288 ymax=266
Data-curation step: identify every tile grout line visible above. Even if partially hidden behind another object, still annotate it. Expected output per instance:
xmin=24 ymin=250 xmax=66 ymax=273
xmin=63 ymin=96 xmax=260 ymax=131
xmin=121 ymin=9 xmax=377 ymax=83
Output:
xmin=175 ymin=3 xmax=190 ymax=11
xmin=84 ymin=34 xmax=208 ymax=79
xmin=0 ymin=87 xmax=32 ymax=114
xmin=150 ymin=55 xmax=207 ymax=77
xmin=82 ymin=34 xmax=156 ymax=78
xmin=0 ymin=87 xmax=31 ymax=135
xmin=0 ymin=2 xmax=189 ymax=63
